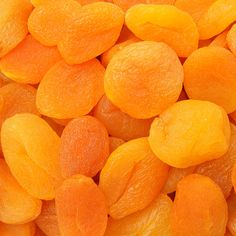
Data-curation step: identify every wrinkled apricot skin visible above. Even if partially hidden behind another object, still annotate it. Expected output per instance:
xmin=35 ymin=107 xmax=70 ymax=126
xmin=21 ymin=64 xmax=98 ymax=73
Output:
xmin=0 ymin=222 xmax=36 ymax=236
xmin=56 ymin=175 xmax=108 ymax=236
xmin=105 ymin=41 xmax=183 ymax=119
xmin=0 ymin=159 xmax=42 ymax=224
xmin=28 ymin=0 xmax=81 ymax=47
xmin=195 ymin=123 xmax=236 ymax=198
xmin=1 ymin=113 xmax=62 ymax=200
xmin=36 ymin=59 xmax=105 ymax=119
xmin=184 ymin=47 xmax=236 ymax=113
xmin=59 ymin=116 xmax=109 ymax=178
xmin=114 ymin=0 xmax=175 ymax=11
xmin=149 ymin=100 xmax=231 ymax=168
xmin=171 ymin=174 xmax=228 ymax=236
xmin=162 ymin=167 xmax=195 ymax=194
xmin=58 ymin=2 xmax=124 ymax=64
xmin=93 ymin=95 xmax=153 ymax=141
xmin=105 ymin=194 xmax=173 ymax=236
xmin=0 ymin=0 xmax=33 ymax=58
xmin=0 ymin=83 xmax=39 ymax=127
xmin=100 ymin=138 xmax=169 ymax=219
xmin=125 ymin=4 xmax=199 ymax=57
xmin=0 ymin=35 xmax=61 ymax=84
xmin=36 ymin=201 xmax=60 ymax=236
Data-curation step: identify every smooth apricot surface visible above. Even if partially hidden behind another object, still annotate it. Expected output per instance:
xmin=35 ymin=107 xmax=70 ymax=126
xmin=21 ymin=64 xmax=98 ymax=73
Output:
xmin=93 ymin=95 xmax=153 ymax=140
xmin=56 ymin=175 xmax=108 ymax=236
xmin=100 ymin=138 xmax=169 ymax=219
xmin=0 ymin=159 xmax=41 ymax=224
xmin=105 ymin=194 xmax=173 ymax=236
xmin=0 ymin=35 xmax=61 ymax=84
xmin=149 ymin=100 xmax=230 ymax=168
xmin=0 ymin=222 xmax=36 ymax=236
xmin=171 ymin=174 xmax=228 ymax=236
xmin=1 ymin=113 xmax=62 ymax=200
xmin=36 ymin=59 xmax=105 ymax=119
xmin=184 ymin=47 xmax=236 ymax=113
xmin=105 ymin=41 xmax=183 ymax=119
xmin=125 ymin=4 xmax=199 ymax=57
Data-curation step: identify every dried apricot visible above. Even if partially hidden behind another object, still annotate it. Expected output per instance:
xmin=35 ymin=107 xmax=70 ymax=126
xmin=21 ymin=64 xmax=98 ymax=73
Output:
xmin=58 ymin=2 xmax=124 ymax=64
xmin=0 ymin=0 xmax=33 ymax=57
xmin=36 ymin=201 xmax=60 ymax=236
xmin=93 ymin=95 xmax=153 ymax=140
xmin=0 ymin=222 xmax=36 ymax=236
xmin=56 ymin=175 xmax=107 ymax=236
xmin=162 ymin=167 xmax=195 ymax=194
xmin=59 ymin=116 xmax=109 ymax=178
xmin=184 ymin=47 xmax=236 ymax=113
xmin=149 ymin=100 xmax=230 ymax=168
xmin=105 ymin=41 xmax=183 ymax=119
xmin=125 ymin=4 xmax=199 ymax=57
xmin=0 ymin=35 xmax=61 ymax=84
xmin=227 ymin=192 xmax=236 ymax=235
xmin=195 ymin=123 xmax=236 ymax=198
xmin=109 ymin=137 xmax=125 ymax=153
xmin=114 ymin=0 xmax=175 ymax=11
xmin=36 ymin=59 xmax=105 ymax=119
xmin=1 ymin=113 xmax=62 ymax=200
xmin=0 ymin=159 xmax=41 ymax=224
xmin=227 ymin=24 xmax=236 ymax=55
xmin=171 ymin=174 xmax=228 ymax=236
xmin=105 ymin=194 xmax=172 ymax=236
xmin=99 ymin=138 xmax=169 ymax=219
xmin=28 ymin=0 xmax=81 ymax=47
xmin=210 ymin=30 xmax=229 ymax=48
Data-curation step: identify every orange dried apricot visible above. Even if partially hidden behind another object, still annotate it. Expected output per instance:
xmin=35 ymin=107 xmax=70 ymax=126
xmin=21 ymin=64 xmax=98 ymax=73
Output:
xmin=93 ymin=95 xmax=153 ymax=141
xmin=43 ymin=116 xmax=64 ymax=136
xmin=59 ymin=116 xmax=109 ymax=178
xmin=0 ymin=159 xmax=41 ymax=224
xmin=35 ymin=227 xmax=47 ymax=236
xmin=114 ymin=0 xmax=175 ymax=11
xmin=99 ymin=137 xmax=169 ymax=219
xmin=1 ymin=113 xmax=62 ymax=200
xmin=101 ymin=37 xmax=140 ymax=67
xmin=58 ymin=2 xmax=124 ymax=64
xmin=171 ymin=174 xmax=228 ymax=236
xmin=36 ymin=201 xmax=60 ymax=236
xmin=125 ymin=4 xmax=199 ymax=57
xmin=28 ymin=0 xmax=81 ymax=47
xmin=36 ymin=59 xmax=105 ymax=119
xmin=0 ymin=83 xmax=39 ymax=127
xmin=105 ymin=194 xmax=172 ymax=236
xmin=56 ymin=175 xmax=108 ymax=236
xmin=184 ymin=47 xmax=236 ymax=113
xmin=227 ymin=192 xmax=236 ymax=235
xmin=195 ymin=123 xmax=236 ymax=198
xmin=175 ymin=0 xmax=236 ymax=39
xmin=231 ymin=162 xmax=236 ymax=193
xmin=227 ymin=24 xmax=236 ymax=55
xmin=210 ymin=30 xmax=229 ymax=48
xmin=105 ymin=41 xmax=183 ymax=119
xmin=0 ymin=0 xmax=33 ymax=57
xmin=0 ymin=222 xmax=36 ymax=236
xmin=162 ymin=167 xmax=195 ymax=194
xmin=149 ymin=100 xmax=231 ymax=168
xmin=0 ymin=35 xmax=61 ymax=84
xmin=109 ymin=137 xmax=125 ymax=153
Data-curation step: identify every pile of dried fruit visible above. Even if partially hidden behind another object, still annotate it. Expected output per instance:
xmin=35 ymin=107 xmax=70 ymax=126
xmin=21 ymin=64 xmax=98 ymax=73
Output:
xmin=1 ymin=0 xmax=236 ymax=235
